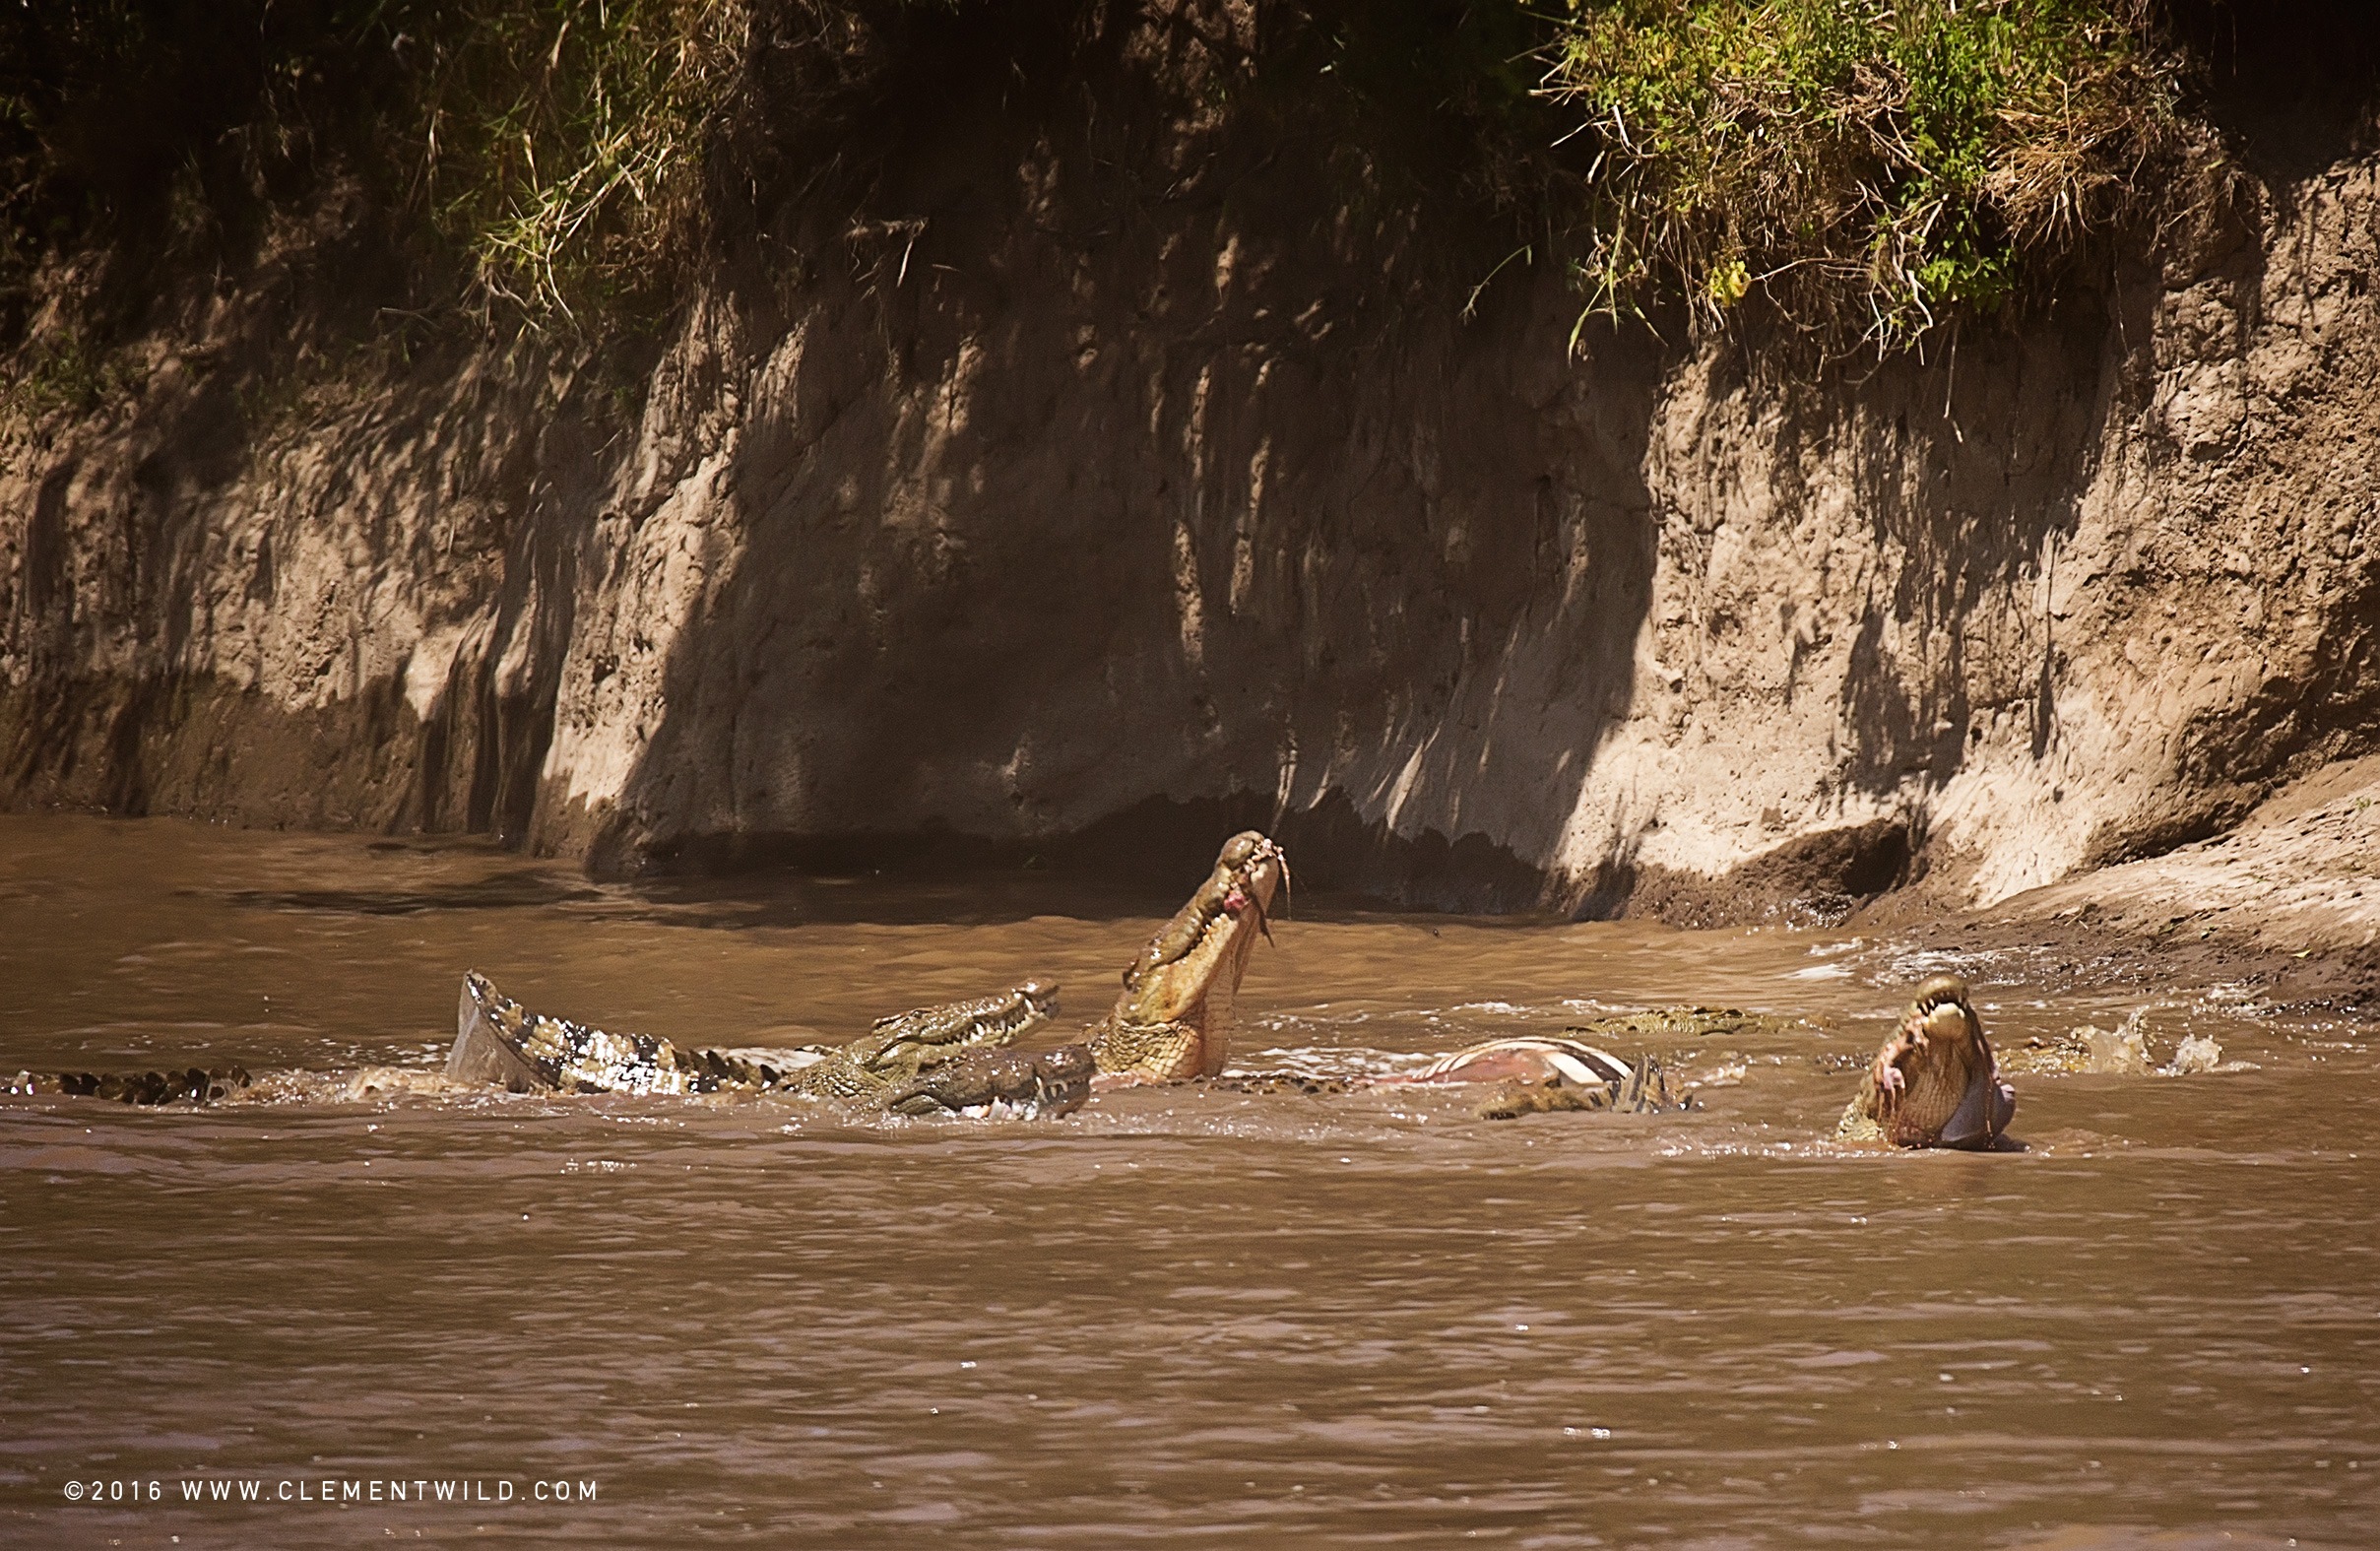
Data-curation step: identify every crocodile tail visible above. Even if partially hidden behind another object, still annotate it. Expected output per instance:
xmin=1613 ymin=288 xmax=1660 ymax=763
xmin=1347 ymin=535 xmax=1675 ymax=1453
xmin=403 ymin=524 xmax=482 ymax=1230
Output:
xmin=6 ymin=1066 xmax=253 ymax=1105
xmin=451 ymin=971 xmax=706 ymax=1095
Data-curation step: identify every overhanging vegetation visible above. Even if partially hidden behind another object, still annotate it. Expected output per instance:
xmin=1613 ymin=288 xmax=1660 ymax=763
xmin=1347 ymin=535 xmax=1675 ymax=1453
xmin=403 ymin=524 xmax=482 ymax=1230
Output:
xmin=1538 ymin=0 xmax=2178 ymax=347
xmin=0 ymin=1 xmax=2226 ymax=362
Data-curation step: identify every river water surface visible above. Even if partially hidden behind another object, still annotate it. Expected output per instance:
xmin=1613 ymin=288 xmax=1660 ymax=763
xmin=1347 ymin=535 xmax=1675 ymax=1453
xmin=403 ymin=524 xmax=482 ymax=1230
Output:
xmin=2 ymin=814 xmax=2375 ymax=1547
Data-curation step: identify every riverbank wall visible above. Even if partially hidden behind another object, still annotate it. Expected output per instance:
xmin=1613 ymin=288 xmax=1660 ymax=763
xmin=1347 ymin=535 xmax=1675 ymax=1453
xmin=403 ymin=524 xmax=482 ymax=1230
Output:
xmin=6 ymin=3 xmax=2377 ymax=922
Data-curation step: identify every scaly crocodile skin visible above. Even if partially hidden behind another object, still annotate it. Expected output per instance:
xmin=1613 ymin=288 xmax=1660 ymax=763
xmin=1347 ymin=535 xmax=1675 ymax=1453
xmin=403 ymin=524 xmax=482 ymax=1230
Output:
xmin=783 ymin=983 xmax=1060 ymax=1100
xmin=453 ymin=971 xmax=739 ymax=1094
xmin=450 ymin=971 xmax=1056 ymax=1102
xmin=883 ymin=1044 xmax=1096 ymax=1120
xmin=5 ymin=1066 xmax=253 ymax=1105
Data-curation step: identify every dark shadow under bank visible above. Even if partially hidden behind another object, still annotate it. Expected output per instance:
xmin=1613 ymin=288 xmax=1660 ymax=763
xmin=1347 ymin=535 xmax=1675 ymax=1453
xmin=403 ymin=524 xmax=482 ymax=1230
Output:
xmin=591 ymin=789 xmax=1550 ymax=916
xmin=590 ymin=790 xmax=1928 ymax=927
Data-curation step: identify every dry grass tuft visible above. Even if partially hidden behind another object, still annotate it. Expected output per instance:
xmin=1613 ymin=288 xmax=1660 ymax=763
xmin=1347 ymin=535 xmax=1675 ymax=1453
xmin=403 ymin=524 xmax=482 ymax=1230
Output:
xmin=407 ymin=0 xmax=753 ymax=329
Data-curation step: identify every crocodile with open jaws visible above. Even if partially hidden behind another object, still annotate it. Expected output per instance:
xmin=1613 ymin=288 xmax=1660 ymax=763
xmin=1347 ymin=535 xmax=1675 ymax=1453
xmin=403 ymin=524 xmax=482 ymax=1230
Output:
xmin=1835 ymin=974 xmax=2016 ymax=1149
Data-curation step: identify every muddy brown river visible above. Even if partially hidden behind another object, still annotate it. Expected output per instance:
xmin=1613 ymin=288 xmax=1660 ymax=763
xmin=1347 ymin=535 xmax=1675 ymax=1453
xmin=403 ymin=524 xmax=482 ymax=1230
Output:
xmin=2 ymin=814 xmax=2375 ymax=1547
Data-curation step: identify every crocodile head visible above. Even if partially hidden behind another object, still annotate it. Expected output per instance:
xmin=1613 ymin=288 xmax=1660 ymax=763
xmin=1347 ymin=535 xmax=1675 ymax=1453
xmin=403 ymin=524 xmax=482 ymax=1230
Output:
xmin=1088 ymin=830 xmax=1286 ymax=1082
xmin=786 ymin=979 xmax=1061 ymax=1100
xmin=882 ymin=1042 xmax=1096 ymax=1120
xmin=1837 ymin=974 xmax=2016 ymax=1149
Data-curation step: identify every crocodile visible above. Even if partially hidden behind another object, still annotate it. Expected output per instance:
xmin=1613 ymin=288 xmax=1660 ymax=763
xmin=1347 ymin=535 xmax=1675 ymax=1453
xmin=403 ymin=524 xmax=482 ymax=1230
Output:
xmin=777 ymin=983 xmax=1062 ymax=1102
xmin=442 ymin=829 xmax=1287 ymax=1100
xmin=1835 ymin=974 xmax=2016 ymax=1149
xmin=424 ymin=831 xmax=1286 ymax=1108
xmin=1998 ymin=1014 xmax=2236 ymax=1078
xmin=447 ymin=970 xmax=1058 ymax=1102
xmin=1565 ymin=1006 xmax=1809 ymax=1043
xmin=884 ymin=1043 xmax=1097 ymax=1120
xmin=1999 ymin=1017 xmax=2153 ymax=1076
xmin=1087 ymin=830 xmax=1288 ymax=1082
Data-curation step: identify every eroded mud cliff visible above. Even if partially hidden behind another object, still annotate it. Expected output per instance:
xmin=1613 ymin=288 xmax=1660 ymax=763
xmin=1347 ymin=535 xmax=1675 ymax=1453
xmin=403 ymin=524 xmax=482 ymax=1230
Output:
xmin=5 ymin=4 xmax=2377 ymax=922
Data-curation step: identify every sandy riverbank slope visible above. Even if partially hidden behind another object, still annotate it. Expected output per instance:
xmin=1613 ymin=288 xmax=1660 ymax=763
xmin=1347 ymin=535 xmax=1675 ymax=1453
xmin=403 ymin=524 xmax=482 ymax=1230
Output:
xmin=1894 ymin=754 xmax=2380 ymax=1012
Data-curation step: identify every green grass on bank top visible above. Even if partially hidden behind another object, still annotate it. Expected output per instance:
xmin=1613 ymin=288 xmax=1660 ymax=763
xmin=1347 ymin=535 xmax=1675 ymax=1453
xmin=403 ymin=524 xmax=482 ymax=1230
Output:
xmin=1538 ymin=0 xmax=2178 ymax=347
xmin=4 ymin=1 xmax=2188 ymax=358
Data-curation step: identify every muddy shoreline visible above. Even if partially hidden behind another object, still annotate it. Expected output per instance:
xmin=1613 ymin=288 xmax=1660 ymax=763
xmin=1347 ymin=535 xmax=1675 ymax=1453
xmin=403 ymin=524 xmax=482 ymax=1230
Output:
xmin=1869 ymin=754 xmax=2380 ymax=1018
xmin=1892 ymin=910 xmax=2380 ymax=1022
